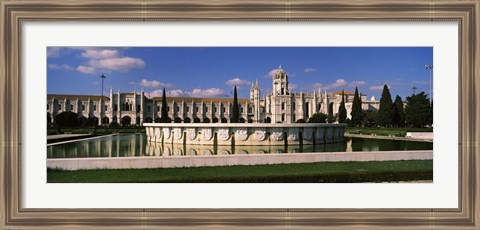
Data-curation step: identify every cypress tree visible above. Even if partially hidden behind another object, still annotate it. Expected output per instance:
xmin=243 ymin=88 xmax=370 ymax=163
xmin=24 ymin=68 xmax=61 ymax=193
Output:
xmin=160 ymin=88 xmax=168 ymax=123
xmin=350 ymin=87 xmax=363 ymax=127
xmin=377 ymin=84 xmax=395 ymax=127
xmin=405 ymin=92 xmax=432 ymax=127
xmin=393 ymin=95 xmax=405 ymax=127
xmin=338 ymin=90 xmax=347 ymax=123
xmin=231 ymin=85 xmax=239 ymax=123
xmin=327 ymin=102 xmax=334 ymax=123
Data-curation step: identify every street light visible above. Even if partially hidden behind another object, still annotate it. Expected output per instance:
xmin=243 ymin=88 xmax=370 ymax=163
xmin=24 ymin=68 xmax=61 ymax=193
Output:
xmin=425 ymin=64 xmax=433 ymax=105
xmin=100 ymin=74 xmax=107 ymax=125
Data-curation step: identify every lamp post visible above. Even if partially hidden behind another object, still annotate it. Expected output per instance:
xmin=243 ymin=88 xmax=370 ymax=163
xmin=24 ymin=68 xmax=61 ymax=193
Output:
xmin=412 ymin=86 xmax=417 ymax=95
xmin=100 ymin=74 xmax=107 ymax=125
xmin=425 ymin=64 xmax=433 ymax=105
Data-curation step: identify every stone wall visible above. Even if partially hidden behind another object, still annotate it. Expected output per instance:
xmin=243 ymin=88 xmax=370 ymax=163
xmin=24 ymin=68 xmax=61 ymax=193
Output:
xmin=144 ymin=123 xmax=346 ymax=146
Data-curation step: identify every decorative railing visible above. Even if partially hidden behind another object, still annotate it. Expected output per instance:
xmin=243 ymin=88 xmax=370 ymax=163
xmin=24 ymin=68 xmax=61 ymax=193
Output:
xmin=144 ymin=123 xmax=346 ymax=146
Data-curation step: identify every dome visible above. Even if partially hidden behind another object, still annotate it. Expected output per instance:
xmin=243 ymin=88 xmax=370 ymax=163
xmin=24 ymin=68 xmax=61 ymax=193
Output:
xmin=274 ymin=65 xmax=287 ymax=79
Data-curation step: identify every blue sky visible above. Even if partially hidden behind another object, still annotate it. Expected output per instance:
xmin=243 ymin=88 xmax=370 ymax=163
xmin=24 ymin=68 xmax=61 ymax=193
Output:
xmin=47 ymin=47 xmax=433 ymax=100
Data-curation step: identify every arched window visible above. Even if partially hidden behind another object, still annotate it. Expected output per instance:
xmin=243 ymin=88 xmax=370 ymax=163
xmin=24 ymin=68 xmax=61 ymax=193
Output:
xmin=121 ymin=116 xmax=131 ymax=126
xmin=266 ymin=117 xmax=271 ymax=123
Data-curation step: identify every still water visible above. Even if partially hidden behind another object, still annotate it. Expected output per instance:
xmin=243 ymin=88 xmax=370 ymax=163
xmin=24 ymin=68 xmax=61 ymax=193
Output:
xmin=47 ymin=134 xmax=433 ymax=159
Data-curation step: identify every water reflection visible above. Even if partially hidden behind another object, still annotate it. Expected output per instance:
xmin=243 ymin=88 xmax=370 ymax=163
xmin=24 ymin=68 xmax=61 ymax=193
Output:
xmin=47 ymin=134 xmax=433 ymax=159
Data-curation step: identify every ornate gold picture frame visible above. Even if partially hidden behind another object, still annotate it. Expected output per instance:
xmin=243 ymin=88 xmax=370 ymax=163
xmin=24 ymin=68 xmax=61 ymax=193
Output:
xmin=1 ymin=0 xmax=478 ymax=228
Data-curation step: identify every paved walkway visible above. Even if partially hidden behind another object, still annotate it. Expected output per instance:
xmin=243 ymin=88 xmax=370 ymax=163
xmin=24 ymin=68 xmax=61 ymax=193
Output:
xmin=47 ymin=134 xmax=97 ymax=144
xmin=47 ymin=150 xmax=433 ymax=170
xmin=345 ymin=133 xmax=433 ymax=142
xmin=47 ymin=134 xmax=91 ymax=141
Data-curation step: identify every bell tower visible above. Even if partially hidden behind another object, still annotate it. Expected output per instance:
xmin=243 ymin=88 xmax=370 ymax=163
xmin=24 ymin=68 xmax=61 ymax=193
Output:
xmin=272 ymin=65 xmax=289 ymax=96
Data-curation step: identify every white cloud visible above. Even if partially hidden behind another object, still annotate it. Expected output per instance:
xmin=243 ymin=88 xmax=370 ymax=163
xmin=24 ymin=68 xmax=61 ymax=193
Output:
xmin=137 ymin=79 xmax=172 ymax=88
xmin=74 ymin=48 xmax=146 ymax=74
xmin=288 ymin=83 xmax=298 ymax=90
xmin=348 ymin=81 xmax=367 ymax=87
xmin=306 ymin=83 xmax=324 ymax=92
xmin=150 ymin=89 xmax=187 ymax=98
xmin=81 ymin=49 xmax=120 ymax=59
xmin=369 ymin=85 xmax=389 ymax=91
xmin=225 ymin=77 xmax=251 ymax=87
xmin=265 ymin=69 xmax=278 ymax=78
xmin=88 ymin=57 xmax=145 ymax=72
xmin=76 ymin=66 xmax=96 ymax=74
xmin=168 ymin=89 xmax=188 ymax=97
xmin=48 ymin=64 xmax=74 ymax=70
xmin=47 ymin=47 xmax=62 ymax=57
xmin=321 ymin=79 xmax=348 ymax=90
xmin=190 ymin=88 xmax=225 ymax=97
xmin=304 ymin=68 xmax=317 ymax=73
xmin=92 ymin=81 xmax=99 ymax=85
xmin=149 ymin=88 xmax=225 ymax=98
xmin=308 ymin=79 xmax=367 ymax=91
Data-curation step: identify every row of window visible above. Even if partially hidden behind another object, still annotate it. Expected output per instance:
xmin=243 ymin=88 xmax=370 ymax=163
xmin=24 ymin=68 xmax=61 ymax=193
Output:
xmin=48 ymin=103 xmax=252 ymax=114
xmin=48 ymin=104 xmax=107 ymax=112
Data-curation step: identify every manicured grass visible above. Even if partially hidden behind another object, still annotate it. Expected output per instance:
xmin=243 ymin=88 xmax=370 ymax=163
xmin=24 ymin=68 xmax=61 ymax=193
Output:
xmin=345 ymin=127 xmax=433 ymax=137
xmin=47 ymin=160 xmax=432 ymax=183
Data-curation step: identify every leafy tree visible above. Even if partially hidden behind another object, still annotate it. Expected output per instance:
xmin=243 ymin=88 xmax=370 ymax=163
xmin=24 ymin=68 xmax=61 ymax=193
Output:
xmin=308 ymin=113 xmax=327 ymax=123
xmin=231 ymin=86 xmax=239 ymax=123
xmin=108 ymin=121 xmax=120 ymax=128
xmin=160 ymin=88 xmax=168 ymax=123
xmin=428 ymin=101 xmax=433 ymax=125
xmin=338 ymin=90 xmax=347 ymax=123
xmin=295 ymin=118 xmax=306 ymax=123
xmin=121 ymin=116 xmax=131 ymax=126
xmin=405 ymin=92 xmax=433 ymax=127
xmin=377 ymin=84 xmax=395 ymax=127
xmin=345 ymin=118 xmax=352 ymax=127
xmin=86 ymin=117 xmax=98 ymax=126
xmin=393 ymin=95 xmax=405 ymax=127
xmin=362 ymin=110 xmax=378 ymax=127
xmin=327 ymin=102 xmax=334 ymax=123
xmin=55 ymin=111 xmax=80 ymax=127
xmin=350 ymin=87 xmax=363 ymax=127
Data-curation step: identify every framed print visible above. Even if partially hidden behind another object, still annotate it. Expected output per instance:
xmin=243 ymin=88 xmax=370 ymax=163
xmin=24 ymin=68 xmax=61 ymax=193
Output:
xmin=1 ymin=0 xmax=479 ymax=229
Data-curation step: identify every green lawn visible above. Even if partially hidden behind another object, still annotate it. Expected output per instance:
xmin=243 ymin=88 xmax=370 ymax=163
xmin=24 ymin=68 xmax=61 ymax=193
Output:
xmin=345 ymin=127 xmax=433 ymax=137
xmin=47 ymin=160 xmax=432 ymax=183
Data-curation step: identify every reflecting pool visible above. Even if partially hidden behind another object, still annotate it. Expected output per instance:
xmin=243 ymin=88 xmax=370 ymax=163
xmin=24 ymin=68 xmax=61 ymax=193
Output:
xmin=47 ymin=134 xmax=433 ymax=159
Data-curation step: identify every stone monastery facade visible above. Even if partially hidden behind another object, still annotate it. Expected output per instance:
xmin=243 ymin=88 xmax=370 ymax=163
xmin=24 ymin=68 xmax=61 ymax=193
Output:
xmin=47 ymin=66 xmax=380 ymax=125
